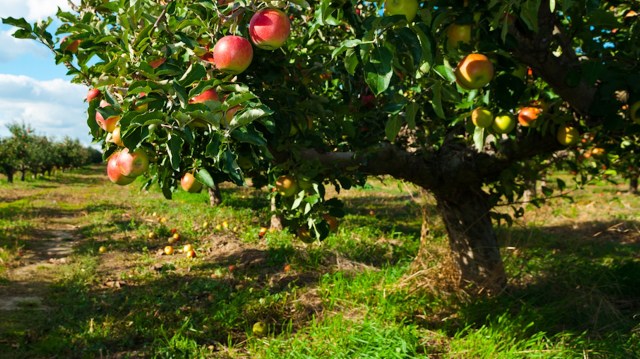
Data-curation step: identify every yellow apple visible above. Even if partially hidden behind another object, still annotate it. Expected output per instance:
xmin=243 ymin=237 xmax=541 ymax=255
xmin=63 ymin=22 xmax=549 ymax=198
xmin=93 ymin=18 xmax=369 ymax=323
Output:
xmin=471 ymin=107 xmax=494 ymax=128
xmin=557 ymin=125 xmax=580 ymax=146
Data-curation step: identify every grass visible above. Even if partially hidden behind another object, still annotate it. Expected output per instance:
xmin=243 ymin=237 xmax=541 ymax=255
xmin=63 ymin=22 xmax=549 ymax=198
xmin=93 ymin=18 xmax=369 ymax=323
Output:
xmin=0 ymin=166 xmax=639 ymax=358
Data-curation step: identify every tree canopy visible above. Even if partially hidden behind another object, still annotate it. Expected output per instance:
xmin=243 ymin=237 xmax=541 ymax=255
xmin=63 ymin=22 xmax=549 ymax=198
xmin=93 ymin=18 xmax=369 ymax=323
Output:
xmin=4 ymin=0 xmax=638 ymax=293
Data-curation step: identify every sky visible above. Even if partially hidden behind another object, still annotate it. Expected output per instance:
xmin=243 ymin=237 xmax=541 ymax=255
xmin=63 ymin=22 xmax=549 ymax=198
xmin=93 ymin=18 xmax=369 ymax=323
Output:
xmin=0 ymin=1 xmax=91 ymax=145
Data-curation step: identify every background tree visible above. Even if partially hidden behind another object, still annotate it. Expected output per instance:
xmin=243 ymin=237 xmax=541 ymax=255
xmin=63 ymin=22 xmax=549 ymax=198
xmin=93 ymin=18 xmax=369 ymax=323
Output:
xmin=0 ymin=137 xmax=20 ymax=183
xmin=5 ymin=0 xmax=639 ymax=294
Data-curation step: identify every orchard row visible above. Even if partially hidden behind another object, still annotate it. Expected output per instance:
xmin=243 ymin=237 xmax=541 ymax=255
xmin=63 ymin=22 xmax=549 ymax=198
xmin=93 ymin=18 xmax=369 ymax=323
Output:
xmin=0 ymin=123 xmax=101 ymax=183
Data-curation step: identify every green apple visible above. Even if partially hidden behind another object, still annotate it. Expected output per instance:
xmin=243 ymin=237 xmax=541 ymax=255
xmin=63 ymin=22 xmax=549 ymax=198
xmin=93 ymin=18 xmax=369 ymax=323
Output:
xmin=384 ymin=0 xmax=419 ymax=22
xmin=471 ymin=107 xmax=493 ymax=128
xmin=492 ymin=114 xmax=515 ymax=134
xmin=446 ymin=24 xmax=472 ymax=49
xmin=275 ymin=175 xmax=298 ymax=197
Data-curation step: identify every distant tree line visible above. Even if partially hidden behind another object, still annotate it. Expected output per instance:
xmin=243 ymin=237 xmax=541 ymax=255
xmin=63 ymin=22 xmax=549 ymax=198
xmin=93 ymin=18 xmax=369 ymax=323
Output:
xmin=0 ymin=123 xmax=101 ymax=183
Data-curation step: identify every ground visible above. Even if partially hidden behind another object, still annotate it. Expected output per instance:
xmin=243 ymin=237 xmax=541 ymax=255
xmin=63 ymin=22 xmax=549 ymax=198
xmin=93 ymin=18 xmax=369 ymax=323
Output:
xmin=0 ymin=166 xmax=638 ymax=358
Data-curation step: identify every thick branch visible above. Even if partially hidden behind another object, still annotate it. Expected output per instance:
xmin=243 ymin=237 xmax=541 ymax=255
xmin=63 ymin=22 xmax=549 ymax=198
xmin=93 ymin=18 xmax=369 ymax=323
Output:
xmin=300 ymin=144 xmax=439 ymax=189
xmin=509 ymin=0 xmax=597 ymax=116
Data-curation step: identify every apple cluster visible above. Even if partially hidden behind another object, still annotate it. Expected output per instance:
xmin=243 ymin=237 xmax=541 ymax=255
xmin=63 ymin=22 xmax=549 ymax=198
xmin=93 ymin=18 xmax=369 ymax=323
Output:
xmin=107 ymin=148 xmax=150 ymax=185
xmin=87 ymin=6 xmax=292 ymax=188
xmin=209 ymin=8 xmax=291 ymax=74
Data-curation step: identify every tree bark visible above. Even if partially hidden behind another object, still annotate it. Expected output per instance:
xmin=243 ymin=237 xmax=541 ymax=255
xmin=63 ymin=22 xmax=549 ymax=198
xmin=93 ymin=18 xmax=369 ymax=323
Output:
xmin=433 ymin=186 xmax=507 ymax=295
xmin=630 ymin=176 xmax=638 ymax=195
xmin=270 ymin=195 xmax=283 ymax=230
xmin=208 ymin=183 xmax=222 ymax=207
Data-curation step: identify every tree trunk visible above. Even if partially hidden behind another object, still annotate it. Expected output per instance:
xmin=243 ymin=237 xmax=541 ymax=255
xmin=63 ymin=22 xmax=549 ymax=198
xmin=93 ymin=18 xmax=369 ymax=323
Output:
xmin=20 ymin=170 xmax=26 ymax=181
xmin=630 ymin=176 xmax=638 ymax=195
xmin=208 ymin=183 xmax=222 ymax=206
xmin=270 ymin=195 xmax=283 ymax=230
xmin=522 ymin=178 xmax=537 ymax=203
xmin=433 ymin=186 xmax=507 ymax=295
xmin=6 ymin=171 xmax=14 ymax=183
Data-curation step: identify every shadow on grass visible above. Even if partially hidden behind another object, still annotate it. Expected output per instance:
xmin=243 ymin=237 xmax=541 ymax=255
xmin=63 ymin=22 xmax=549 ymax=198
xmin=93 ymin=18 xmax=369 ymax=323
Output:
xmin=442 ymin=219 xmax=640 ymax=356
xmin=0 ymin=245 xmax=327 ymax=358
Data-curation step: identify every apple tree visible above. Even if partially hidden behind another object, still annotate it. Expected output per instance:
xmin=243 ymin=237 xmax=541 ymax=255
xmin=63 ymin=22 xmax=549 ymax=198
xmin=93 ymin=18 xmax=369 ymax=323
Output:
xmin=5 ymin=0 xmax=639 ymax=294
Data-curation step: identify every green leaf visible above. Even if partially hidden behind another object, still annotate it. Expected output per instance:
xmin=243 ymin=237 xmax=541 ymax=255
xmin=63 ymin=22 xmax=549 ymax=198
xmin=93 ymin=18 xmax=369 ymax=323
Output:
xmin=412 ymin=24 xmax=434 ymax=67
xmin=222 ymin=149 xmax=243 ymax=185
xmin=431 ymin=82 xmax=445 ymax=119
xmin=231 ymin=106 xmax=273 ymax=128
xmin=520 ymin=0 xmax=541 ymax=32
xmin=231 ymin=127 xmax=267 ymax=146
xmin=196 ymin=168 xmax=215 ymax=189
xmin=396 ymin=27 xmax=422 ymax=68
xmin=364 ymin=46 xmax=393 ymax=95
xmin=166 ymin=134 xmax=184 ymax=171
xmin=205 ymin=133 xmax=222 ymax=159
xmin=344 ymin=48 xmax=359 ymax=76
xmin=1 ymin=17 xmax=32 ymax=31
xmin=177 ymin=62 xmax=206 ymax=88
xmin=331 ymin=39 xmax=366 ymax=59
xmin=556 ymin=178 xmax=566 ymax=191
xmin=385 ymin=115 xmax=403 ymax=142
xmin=405 ymin=101 xmax=419 ymax=129
xmin=12 ymin=29 xmax=36 ymax=40
xmin=473 ymin=126 xmax=486 ymax=152
xmin=224 ymin=92 xmax=257 ymax=108
xmin=433 ymin=63 xmax=456 ymax=82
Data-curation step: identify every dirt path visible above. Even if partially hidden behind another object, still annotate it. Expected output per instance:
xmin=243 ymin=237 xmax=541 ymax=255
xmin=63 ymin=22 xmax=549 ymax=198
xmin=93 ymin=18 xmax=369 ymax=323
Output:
xmin=0 ymin=220 xmax=81 ymax=311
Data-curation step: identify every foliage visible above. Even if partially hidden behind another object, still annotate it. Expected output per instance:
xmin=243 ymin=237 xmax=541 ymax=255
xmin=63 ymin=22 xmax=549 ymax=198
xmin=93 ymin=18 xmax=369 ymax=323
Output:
xmin=0 ymin=123 xmax=100 ymax=182
xmin=3 ymin=0 xmax=640 ymax=290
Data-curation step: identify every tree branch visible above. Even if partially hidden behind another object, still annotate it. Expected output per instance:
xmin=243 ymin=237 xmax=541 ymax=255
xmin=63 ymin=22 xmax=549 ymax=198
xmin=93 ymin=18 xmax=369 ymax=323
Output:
xmin=508 ymin=0 xmax=597 ymax=117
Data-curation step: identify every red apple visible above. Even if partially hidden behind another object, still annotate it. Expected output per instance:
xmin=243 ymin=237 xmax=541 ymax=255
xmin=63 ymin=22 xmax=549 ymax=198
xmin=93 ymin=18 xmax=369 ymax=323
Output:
xmin=107 ymin=152 xmax=136 ymax=185
xmin=181 ymin=172 xmax=203 ymax=193
xmin=189 ymin=88 xmax=219 ymax=104
xmin=222 ymin=106 xmax=241 ymax=127
xmin=249 ymin=8 xmax=291 ymax=50
xmin=61 ymin=36 xmax=81 ymax=53
xmin=149 ymin=57 xmax=166 ymax=69
xmin=517 ymin=106 xmax=542 ymax=127
xmin=212 ymin=35 xmax=253 ymax=74
xmin=454 ymin=53 xmax=494 ymax=90
xmin=86 ymin=88 xmax=101 ymax=102
xmin=116 ymin=148 xmax=149 ymax=177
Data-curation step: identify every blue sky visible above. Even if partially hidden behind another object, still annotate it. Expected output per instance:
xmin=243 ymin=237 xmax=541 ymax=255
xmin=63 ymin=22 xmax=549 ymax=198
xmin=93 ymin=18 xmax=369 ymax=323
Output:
xmin=0 ymin=1 xmax=91 ymax=145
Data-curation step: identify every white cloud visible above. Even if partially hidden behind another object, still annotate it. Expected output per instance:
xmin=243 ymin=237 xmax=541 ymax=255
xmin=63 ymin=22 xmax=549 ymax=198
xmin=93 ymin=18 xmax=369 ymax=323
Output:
xmin=0 ymin=29 xmax=49 ymax=63
xmin=0 ymin=74 xmax=93 ymax=145
xmin=0 ymin=0 xmax=71 ymax=22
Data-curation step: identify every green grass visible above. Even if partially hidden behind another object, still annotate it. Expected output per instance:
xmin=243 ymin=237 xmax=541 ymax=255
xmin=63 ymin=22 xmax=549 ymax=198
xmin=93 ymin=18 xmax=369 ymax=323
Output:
xmin=0 ymin=166 xmax=639 ymax=358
